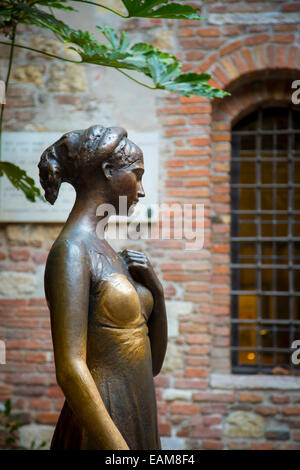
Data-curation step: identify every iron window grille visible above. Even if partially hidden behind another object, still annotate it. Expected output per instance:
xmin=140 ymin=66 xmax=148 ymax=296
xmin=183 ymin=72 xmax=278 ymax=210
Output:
xmin=230 ymin=106 xmax=300 ymax=374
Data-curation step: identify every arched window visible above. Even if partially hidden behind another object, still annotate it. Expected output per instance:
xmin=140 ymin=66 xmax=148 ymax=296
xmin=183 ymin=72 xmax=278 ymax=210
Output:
xmin=230 ymin=106 xmax=300 ymax=374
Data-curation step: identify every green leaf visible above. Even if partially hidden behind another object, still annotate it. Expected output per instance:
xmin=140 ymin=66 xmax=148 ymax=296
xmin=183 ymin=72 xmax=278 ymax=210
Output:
xmin=4 ymin=399 xmax=11 ymax=417
xmin=146 ymin=53 xmax=165 ymax=85
xmin=98 ymin=24 xmax=120 ymax=50
xmin=121 ymin=0 xmax=204 ymax=19
xmin=2 ymin=5 xmax=225 ymax=99
xmin=164 ymin=75 xmax=230 ymax=98
xmin=5 ymin=436 xmax=15 ymax=445
xmin=0 ymin=162 xmax=44 ymax=202
xmin=119 ymin=30 xmax=130 ymax=52
xmin=33 ymin=0 xmax=76 ymax=11
xmin=14 ymin=3 xmax=72 ymax=38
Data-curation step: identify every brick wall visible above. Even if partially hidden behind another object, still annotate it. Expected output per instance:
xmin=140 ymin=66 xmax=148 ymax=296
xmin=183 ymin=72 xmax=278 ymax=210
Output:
xmin=1 ymin=0 xmax=300 ymax=450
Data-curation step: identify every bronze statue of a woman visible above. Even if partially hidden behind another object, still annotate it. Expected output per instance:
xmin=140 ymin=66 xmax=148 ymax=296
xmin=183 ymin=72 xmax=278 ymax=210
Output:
xmin=38 ymin=125 xmax=168 ymax=450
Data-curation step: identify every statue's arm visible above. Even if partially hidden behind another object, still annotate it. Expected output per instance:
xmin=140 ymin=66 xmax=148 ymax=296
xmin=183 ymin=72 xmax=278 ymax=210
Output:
xmin=45 ymin=239 xmax=129 ymax=450
xmin=147 ymin=283 xmax=168 ymax=377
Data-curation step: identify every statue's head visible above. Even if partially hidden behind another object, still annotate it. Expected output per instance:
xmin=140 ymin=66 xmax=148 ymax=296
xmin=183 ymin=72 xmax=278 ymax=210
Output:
xmin=38 ymin=125 xmax=145 ymax=213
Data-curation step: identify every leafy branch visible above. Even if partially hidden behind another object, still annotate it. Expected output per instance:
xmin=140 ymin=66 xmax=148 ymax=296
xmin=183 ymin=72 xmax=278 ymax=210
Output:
xmin=0 ymin=399 xmax=46 ymax=449
xmin=0 ymin=0 xmax=229 ymax=202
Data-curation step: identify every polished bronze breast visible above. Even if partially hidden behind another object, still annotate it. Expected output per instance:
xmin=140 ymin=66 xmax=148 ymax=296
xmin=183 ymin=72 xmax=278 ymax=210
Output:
xmin=93 ymin=273 xmax=153 ymax=329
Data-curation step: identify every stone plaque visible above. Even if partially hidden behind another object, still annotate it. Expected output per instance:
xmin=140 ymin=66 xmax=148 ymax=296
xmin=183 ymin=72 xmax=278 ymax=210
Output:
xmin=0 ymin=131 xmax=159 ymax=223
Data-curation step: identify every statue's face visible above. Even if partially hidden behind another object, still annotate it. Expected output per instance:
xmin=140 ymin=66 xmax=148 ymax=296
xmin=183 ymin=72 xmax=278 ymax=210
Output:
xmin=106 ymin=158 xmax=145 ymax=216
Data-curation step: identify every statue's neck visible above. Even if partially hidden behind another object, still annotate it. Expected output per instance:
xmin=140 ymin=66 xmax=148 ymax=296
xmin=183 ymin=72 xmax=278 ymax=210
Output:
xmin=63 ymin=188 xmax=109 ymax=238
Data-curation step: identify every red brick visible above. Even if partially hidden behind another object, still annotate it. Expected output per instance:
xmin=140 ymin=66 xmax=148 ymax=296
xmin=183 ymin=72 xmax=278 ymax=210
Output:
xmin=211 ymin=305 xmax=230 ymax=315
xmin=245 ymin=35 xmax=270 ymax=47
xmin=255 ymin=405 xmax=279 ymax=416
xmin=192 ymin=427 xmax=222 ymax=439
xmin=17 ymin=307 xmax=48 ymax=317
xmin=228 ymin=442 xmax=249 ymax=450
xmin=0 ymin=299 xmax=28 ymax=308
xmin=165 ymin=160 xmax=185 ymax=168
xmin=32 ymin=251 xmax=48 ymax=264
xmin=36 ymin=413 xmax=59 ymax=425
xmin=212 ymin=336 xmax=230 ymax=347
xmin=209 ymin=5 xmax=226 ymax=13
xmin=213 ymin=65 xmax=230 ymax=86
xmin=186 ymin=356 xmax=210 ymax=367
xmin=220 ymin=40 xmax=243 ymax=56
xmin=251 ymin=443 xmax=276 ymax=450
xmin=47 ymin=386 xmax=64 ymax=398
xmin=293 ymin=431 xmax=300 ymax=441
xmin=0 ymin=385 xmax=13 ymax=397
xmin=202 ymin=440 xmax=224 ymax=450
xmin=212 ymin=133 xmax=230 ymax=142
xmin=271 ymin=394 xmax=290 ymax=404
xmin=178 ymin=28 xmax=195 ymax=37
xmin=161 ymin=117 xmax=186 ymax=126
xmin=180 ymin=38 xmax=223 ymax=50
xmin=203 ymin=416 xmax=222 ymax=426
xmin=187 ymin=346 xmax=210 ymax=356
xmin=158 ymin=422 xmax=171 ymax=436
xmin=186 ymin=284 xmax=210 ymax=293
xmin=28 ymin=298 xmax=47 ymax=307
xmin=249 ymin=25 xmax=269 ymax=33
xmin=189 ymin=116 xmax=211 ymax=125
xmin=193 ymin=392 xmax=235 ymax=403
xmin=56 ymin=95 xmax=79 ymax=105
xmin=281 ymin=3 xmax=300 ymax=12
xmin=278 ymin=444 xmax=300 ymax=450
xmin=272 ymin=34 xmax=295 ymax=44
xmin=29 ymin=398 xmax=51 ymax=411
xmin=186 ymin=334 xmax=211 ymax=345
xmin=197 ymin=28 xmax=220 ymax=37
xmin=159 ymin=104 xmax=211 ymax=115
xmin=170 ymin=402 xmax=200 ymax=415
xmin=188 ymin=137 xmax=210 ymax=146
xmin=223 ymin=26 xmax=245 ymax=37
xmin=154 ymin=375 xmax=170 ymax=388
xmin=163 ymin=273 xmax=200 ymax=281
xmin=176 ymin=427 xmax=190 ymax=437
xmin=212 ymin=325 xmax=230 ymax=335
xmin=287 ymin=45 xmax=300 ymax=69
xmin=9 ymin=249 xmax=30 ymax=261
xmin=239 ymin=393 xmax=263 ymax=403
xmin=185 ymin=368 xmax=209 ymax=378
xmin=241 ymin=48 xmax=255 ymax=71
xmin=168 ymin=169 xmax=209 ymax=178
xmin=283 ymin=406 xmax=300 ymax=416
xmin=161 ymin=263 xmax=183 ymax=271
xmin=186 ymin=51 xmax=205 ymax=61
xmin=140 ymin=18 xmax=163 ymax=28
xmin=199 ymin=53 xmax=219 ymax=72
xmin=175 ymin=378 xmax=208 ymax=390
xmin=274 ymin=24 xmax=297 ymax=32
xmin=265 ymin=43 xmax=276 ymax=68
xmin=167 ymin=189 xmax=209 ymax=198
xmin=231 ymin=51 xmax=248 ymax=74
xmin=25 ymin=352 xmax=47 ymax=363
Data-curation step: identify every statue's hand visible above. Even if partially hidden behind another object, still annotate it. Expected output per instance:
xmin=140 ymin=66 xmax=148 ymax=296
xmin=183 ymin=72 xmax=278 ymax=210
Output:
xmin=119 ymin=249 xmax=163 ymax=296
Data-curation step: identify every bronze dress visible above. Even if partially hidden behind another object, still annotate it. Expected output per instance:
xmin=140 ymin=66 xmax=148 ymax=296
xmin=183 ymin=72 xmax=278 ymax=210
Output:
xmin=50 ymin=268 xmax=161 ymax=450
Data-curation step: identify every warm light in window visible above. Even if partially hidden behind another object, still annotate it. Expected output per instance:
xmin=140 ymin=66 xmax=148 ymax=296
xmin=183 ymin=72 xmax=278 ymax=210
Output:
xmin=260 ymin=329 xmax=268 ymax=335
xmin=247 ymin=353 xmax=256 ymax=361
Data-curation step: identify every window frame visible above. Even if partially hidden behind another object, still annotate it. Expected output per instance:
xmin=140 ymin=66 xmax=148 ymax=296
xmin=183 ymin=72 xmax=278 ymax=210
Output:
xmin=230 ymin=105 xmax=300 ymax=375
